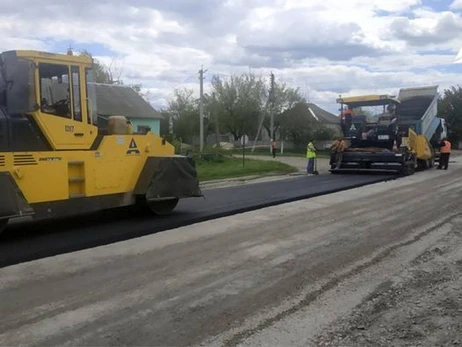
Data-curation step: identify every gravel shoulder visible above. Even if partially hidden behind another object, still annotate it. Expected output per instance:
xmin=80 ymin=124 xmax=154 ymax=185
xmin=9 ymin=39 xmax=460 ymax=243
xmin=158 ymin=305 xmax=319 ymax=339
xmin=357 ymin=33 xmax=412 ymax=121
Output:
xmin=316 ymin=224 xmax=462 ymax=346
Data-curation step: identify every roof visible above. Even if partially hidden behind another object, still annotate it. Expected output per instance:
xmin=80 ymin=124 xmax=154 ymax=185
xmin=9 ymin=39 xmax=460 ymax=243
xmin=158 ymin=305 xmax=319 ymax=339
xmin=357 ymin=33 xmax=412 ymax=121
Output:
xmin=281 ymin=102 xmax=340 ymax=125
xmin=306 ymin=103 xmax=339 ymax=124
xmin=92 ymin=83 xmax=163 ymax=120
xmin=337 ymin=94 xmax=400 ymax=108
xmin=12 ymin=50 xmax=93 ymax=65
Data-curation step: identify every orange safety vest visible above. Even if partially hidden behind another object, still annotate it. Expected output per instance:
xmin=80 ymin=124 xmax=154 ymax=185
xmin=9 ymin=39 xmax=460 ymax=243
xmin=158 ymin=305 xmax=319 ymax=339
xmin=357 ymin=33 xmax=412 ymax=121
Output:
xmin=441 ymin=140 xmax=451 ymax=153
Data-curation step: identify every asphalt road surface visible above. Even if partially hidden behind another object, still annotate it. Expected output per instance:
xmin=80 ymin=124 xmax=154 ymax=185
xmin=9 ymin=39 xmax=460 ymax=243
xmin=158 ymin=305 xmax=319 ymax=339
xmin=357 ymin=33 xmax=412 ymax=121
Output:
xmin=0 ymin=173 xmax=393 ymax=268
xmin=1 ymin=162 xmax=461 ymax=346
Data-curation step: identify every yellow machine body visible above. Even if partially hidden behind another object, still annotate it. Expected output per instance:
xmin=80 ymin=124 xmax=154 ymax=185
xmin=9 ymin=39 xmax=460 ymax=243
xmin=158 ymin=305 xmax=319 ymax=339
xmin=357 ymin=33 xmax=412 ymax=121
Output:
xmin=2 ymin=134 xmax=174 ymax=204
xmin=0 ymin=50 xmax=201 ymax=231
xmin=403 ymin=128 xmax=434 ymax=161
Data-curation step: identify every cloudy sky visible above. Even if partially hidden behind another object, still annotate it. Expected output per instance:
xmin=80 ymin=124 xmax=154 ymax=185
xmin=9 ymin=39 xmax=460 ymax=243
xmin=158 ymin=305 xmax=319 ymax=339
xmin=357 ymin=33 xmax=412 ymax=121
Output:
xmin=1 ymin=0 xmax=461 ymax=114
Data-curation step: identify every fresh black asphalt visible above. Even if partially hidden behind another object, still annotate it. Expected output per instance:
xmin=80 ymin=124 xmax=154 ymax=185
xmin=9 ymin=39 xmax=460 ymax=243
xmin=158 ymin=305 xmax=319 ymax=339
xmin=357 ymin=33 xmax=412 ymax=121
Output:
xmin=0 ymin=173 xmax=397 ymax=268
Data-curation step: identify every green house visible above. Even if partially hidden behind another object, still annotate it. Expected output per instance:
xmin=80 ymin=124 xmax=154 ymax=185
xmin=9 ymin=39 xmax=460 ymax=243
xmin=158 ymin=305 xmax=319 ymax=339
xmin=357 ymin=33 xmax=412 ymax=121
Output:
xmin=93 ymin=83 xmax=163 ymax=135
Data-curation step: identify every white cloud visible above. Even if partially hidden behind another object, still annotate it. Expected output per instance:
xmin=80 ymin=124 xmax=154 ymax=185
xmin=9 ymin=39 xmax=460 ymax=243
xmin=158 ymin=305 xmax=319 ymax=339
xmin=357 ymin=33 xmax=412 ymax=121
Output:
xmin=450 ymin=0 xmax=462 ymax=10
xmin=388 ymin=9 xmax=462 ymax=48
xmin=0 ymin=0 xmax=460 ymax=113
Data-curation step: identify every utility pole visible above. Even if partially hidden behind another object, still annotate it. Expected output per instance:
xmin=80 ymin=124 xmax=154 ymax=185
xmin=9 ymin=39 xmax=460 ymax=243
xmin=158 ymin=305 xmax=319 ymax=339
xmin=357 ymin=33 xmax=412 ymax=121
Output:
xmin=270 ymin=71 xmax=275 ymax=141
xmin=199 ymin=66 xmax=207 ymax=153
xmin=212 ymin=92 xmax=220 ymax=146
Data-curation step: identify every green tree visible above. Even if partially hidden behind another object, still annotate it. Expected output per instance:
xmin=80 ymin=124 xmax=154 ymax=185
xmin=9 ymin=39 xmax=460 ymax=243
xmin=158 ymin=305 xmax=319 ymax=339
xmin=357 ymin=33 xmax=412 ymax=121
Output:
xmin=438 ymin=85 xmax=462 ymax=144
xmin=164 ymin=87 xmax=200 ymax=144
xmin=354 ymin=107 xmax=374 ymax=118
xmin=203 ymin=92 xmax=222 ymax=146
xmin=210 ymin=73 xmax=264 ymax=140
xmin=78 ymin=50 xmax=112 ymax=84
xmin=312 ymin=125 xmax=335 ymax=141
xmin=263 ymin=80 xmax=305 ymax=139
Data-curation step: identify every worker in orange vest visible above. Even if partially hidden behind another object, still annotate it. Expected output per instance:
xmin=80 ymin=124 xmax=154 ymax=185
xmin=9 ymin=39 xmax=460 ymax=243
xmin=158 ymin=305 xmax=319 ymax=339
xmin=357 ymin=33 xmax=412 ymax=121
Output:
xmin=340 ymin=107 xmax=354 ymax=136
xmin=437 ymin=138 xmax=451 ymax=170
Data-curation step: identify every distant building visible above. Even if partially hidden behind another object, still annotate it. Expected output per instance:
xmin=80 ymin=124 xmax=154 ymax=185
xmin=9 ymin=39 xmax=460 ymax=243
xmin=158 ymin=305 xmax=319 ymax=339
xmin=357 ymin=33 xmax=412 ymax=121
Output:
xmin=303 ymin=102 xmax=342 ymax=134
xmin=279 ymin=102 xmax=342 ymax=136
xmin=93 ymin=83 xmax=163 ymax=135
xmin=202 ymin=102 xmax=342 ymax=146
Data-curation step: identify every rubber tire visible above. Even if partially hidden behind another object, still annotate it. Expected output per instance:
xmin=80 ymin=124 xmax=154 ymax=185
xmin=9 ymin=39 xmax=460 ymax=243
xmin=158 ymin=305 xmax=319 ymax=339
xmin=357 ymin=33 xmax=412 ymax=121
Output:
xmin=417 ymin=159 xmax=427 ymax=171
xmin=405 ymin=163 xmax=415 ymax=176
xmin=146 ymin=198 xmax=179 ymax=215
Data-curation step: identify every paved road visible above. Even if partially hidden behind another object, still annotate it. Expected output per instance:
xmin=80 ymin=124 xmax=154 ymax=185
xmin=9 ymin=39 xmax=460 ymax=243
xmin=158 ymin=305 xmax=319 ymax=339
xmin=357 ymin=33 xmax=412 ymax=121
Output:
xmin=1 ymin=162 xmax=461 ymax=346
xmin=0 ymin=173 xmax=393 ymax=268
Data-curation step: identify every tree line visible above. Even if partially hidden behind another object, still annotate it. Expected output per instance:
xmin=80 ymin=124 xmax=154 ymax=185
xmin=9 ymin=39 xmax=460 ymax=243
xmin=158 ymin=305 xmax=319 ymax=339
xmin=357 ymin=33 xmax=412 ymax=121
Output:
xmin=438 ymin=86 xmax=462 ymax=145
xmin=158 ymin=74 xmax=336 ymax=147
xmin=82 ymin=50 xmax=333 ymax=148
xmin=81 ymin=50 xmax=462 ymax=148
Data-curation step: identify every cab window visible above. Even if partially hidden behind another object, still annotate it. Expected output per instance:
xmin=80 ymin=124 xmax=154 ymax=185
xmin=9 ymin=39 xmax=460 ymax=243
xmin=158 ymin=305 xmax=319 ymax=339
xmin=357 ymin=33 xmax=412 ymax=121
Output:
xmin=39 ymin=63 xmax=71 ymax=118
xmin=85 ymin=67 xmax=98 ymax=125
xmin=71 ymin=66 xmax=81 ymax=121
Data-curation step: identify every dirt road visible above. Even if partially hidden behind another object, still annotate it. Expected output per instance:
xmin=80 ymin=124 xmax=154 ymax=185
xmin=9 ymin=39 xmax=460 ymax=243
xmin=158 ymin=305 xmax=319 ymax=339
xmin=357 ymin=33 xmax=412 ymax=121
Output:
xmin=1 ymin=159 xmax=462 ymax=346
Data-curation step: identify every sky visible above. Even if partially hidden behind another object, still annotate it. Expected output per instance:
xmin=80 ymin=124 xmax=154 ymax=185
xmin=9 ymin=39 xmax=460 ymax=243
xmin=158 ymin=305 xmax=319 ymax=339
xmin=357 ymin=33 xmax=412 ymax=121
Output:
xmin=0 ymin=0 xmax=461 ymax=114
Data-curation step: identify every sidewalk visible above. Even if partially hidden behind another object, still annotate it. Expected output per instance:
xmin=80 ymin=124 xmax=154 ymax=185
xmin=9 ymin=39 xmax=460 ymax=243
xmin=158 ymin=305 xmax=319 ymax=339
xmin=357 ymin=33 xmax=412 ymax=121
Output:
xmin=200 ymin=155 xmax=327 ymax=190
xmin=241 ymin=154 xmax=331 ymax=174
xmin=200 ymin=171 xmax=303 ymax=190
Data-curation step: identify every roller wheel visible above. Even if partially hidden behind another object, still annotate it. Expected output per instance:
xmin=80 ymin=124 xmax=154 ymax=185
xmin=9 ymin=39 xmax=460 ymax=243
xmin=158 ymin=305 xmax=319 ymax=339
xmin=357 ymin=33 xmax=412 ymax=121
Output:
xmin=146 ymin=198 xmax=179 ymax=215
xmin=0 ymin=219 xmax=8 ymax=236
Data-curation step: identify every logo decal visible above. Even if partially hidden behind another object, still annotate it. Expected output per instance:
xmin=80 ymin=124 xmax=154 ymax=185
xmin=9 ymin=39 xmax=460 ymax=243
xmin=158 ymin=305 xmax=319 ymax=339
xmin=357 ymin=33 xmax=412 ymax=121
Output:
xmin=126 ymin=138 xmax=140 ymax=155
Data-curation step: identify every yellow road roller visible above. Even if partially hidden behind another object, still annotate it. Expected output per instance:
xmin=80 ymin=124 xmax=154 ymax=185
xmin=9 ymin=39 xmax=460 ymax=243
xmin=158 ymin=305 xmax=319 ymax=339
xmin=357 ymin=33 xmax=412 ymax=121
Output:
xmin=0 ymin=49 xmax=202 ymax=233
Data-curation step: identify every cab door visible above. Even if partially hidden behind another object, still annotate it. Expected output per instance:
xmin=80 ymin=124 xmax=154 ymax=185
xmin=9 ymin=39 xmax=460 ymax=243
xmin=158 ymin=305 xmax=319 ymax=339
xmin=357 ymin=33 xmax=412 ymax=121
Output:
xmin=35 ymin=62 xmax=90 ymax=150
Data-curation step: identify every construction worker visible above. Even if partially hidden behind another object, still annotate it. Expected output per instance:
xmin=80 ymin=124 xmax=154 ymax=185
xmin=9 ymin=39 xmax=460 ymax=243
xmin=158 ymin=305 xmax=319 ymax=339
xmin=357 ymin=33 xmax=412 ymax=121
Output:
xmin=306 ymin=139 xmax=317 ymax=175
xmin=270 ymin=139 xmax=277 ymax=158
xmin=333 ymin=136 xmax=346 ymax=169
xmin=344 ymin=107 xmax=354 ymax=117
xmin=437 ymin=137 xmax=451 ymax=170
xmin=340 ymin=107 xmax=354 ymax=136
xmin=329 ymin=136 xmax=341 ymax=168
xmin=344 ymin=107 xmax=354 ymax=137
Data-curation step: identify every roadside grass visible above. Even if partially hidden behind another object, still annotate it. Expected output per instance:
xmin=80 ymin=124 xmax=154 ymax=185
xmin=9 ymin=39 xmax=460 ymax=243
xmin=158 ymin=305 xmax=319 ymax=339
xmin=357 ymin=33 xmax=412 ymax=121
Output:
xmin=230 ymin=147 xmax=331 ymax=158
xmin=195 ymin=155 xmax=297 ymax=181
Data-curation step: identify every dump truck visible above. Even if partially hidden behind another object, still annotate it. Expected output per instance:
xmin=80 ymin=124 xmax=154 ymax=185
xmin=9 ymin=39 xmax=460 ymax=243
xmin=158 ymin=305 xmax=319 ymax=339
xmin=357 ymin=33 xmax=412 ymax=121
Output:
xmin=0 ymin=49 xmax=203 ymax=234
xmin=397 ymin=85 xmax=447 ymax=166
xmin=331 ymin=85 xmax=447 ymax=175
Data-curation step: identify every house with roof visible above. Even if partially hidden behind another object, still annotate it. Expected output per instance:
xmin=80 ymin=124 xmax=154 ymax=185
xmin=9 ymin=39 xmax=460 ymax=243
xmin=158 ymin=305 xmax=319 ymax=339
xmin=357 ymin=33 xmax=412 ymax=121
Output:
xmin=93 ymin=83 xmax=163 ymax=135
xmin=275 ymin=102 xmax=342 ymax=138
xmin=204 ymin=101 xmax=341 ymax=149
xmin=298 ymin=102 xmax=342 ymax=134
